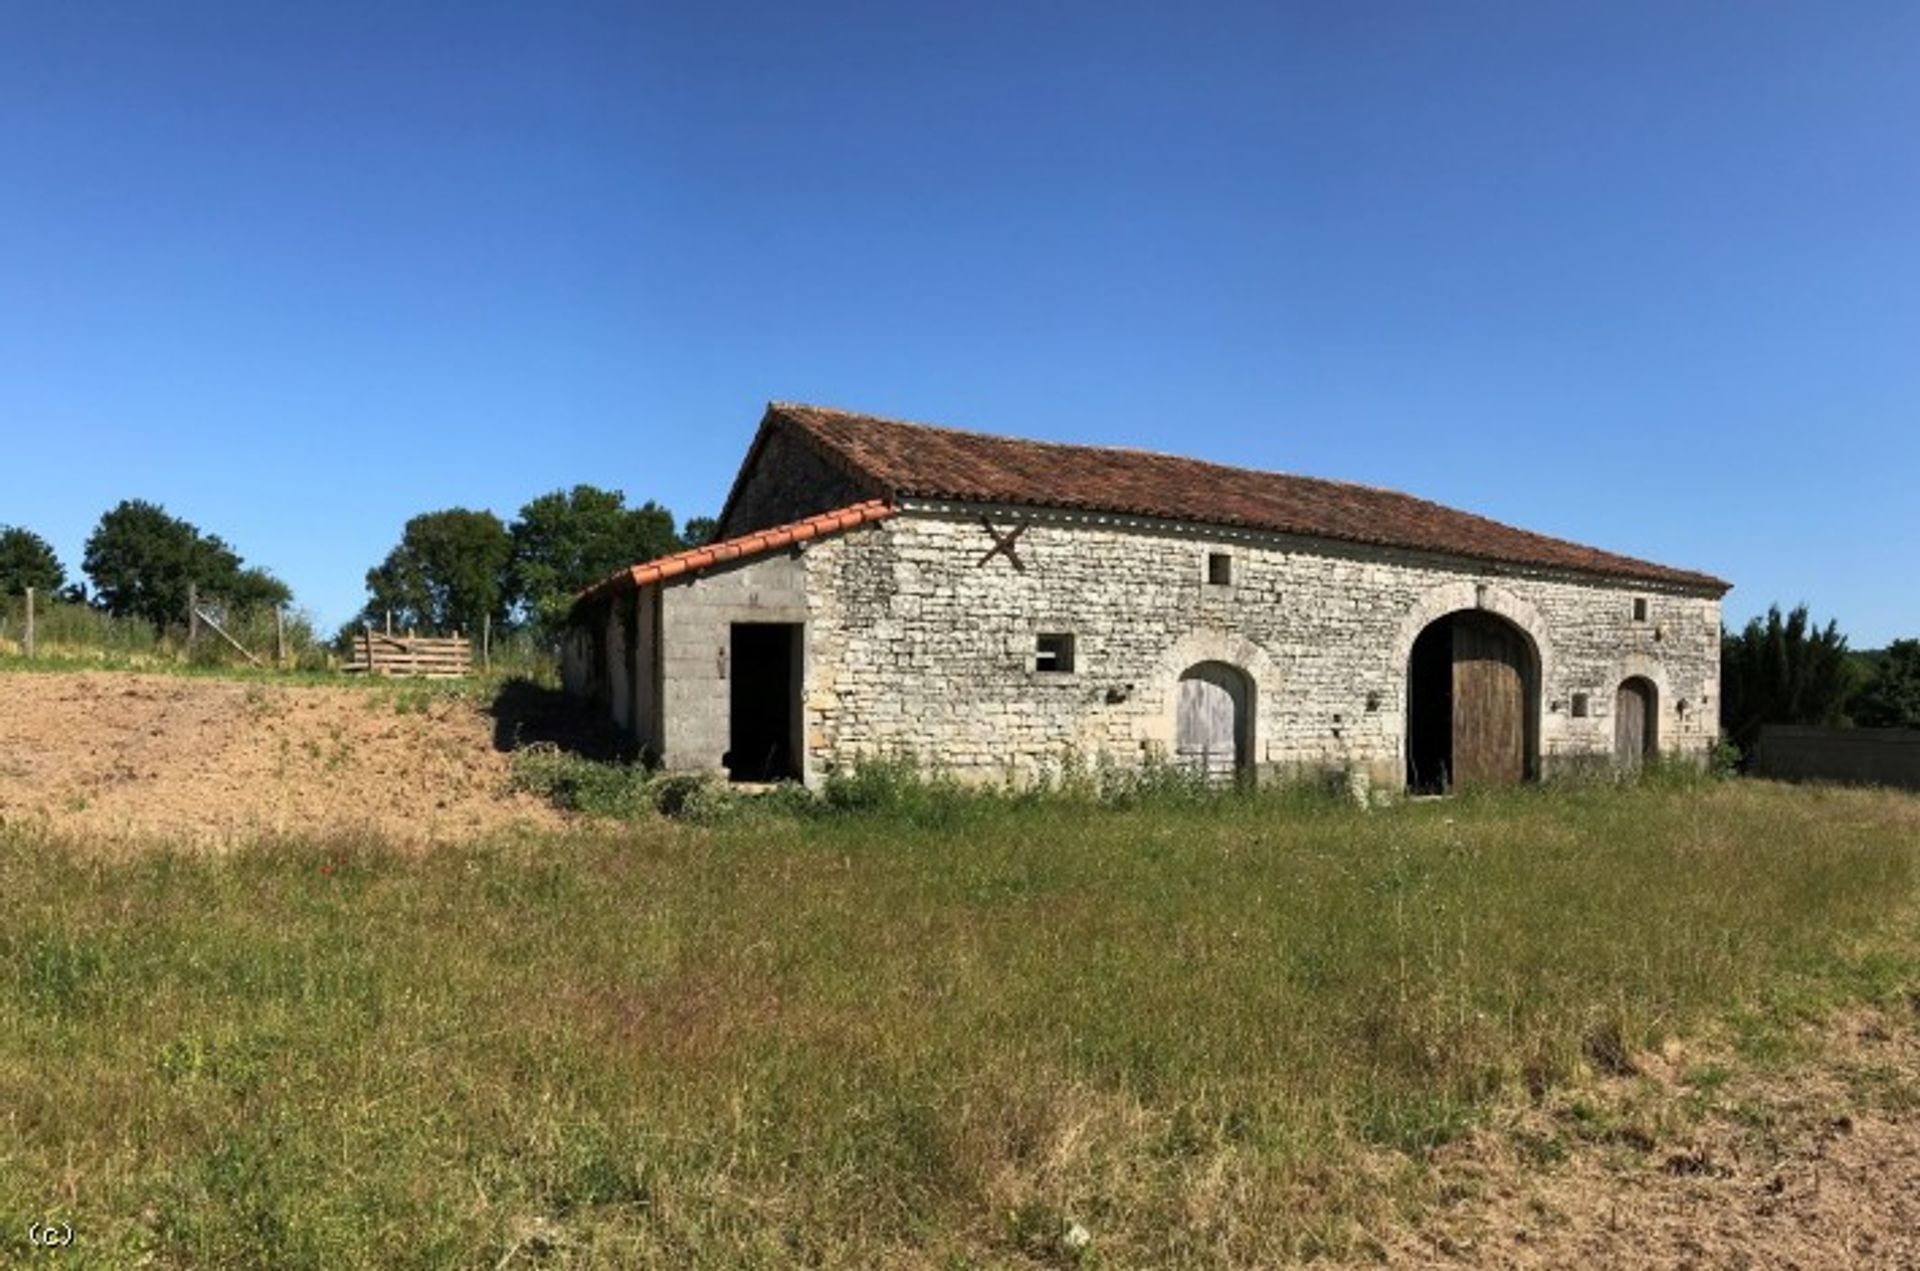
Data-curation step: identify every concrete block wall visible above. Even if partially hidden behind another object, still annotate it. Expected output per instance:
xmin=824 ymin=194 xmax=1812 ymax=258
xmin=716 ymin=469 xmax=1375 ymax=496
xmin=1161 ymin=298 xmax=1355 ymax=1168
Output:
xmin=652 ymin=551 xmax=810 ymax=778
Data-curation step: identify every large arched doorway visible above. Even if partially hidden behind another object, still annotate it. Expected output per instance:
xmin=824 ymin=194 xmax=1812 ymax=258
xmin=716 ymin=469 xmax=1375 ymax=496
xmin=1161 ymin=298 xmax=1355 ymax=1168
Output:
xmin=1405 ymin=610 xmax=1537 ymax=792
xmin=1615 ymin=676 xmax=1657 ymax=772
xmin=1176 ymin=661 xmax=1252 ymax=781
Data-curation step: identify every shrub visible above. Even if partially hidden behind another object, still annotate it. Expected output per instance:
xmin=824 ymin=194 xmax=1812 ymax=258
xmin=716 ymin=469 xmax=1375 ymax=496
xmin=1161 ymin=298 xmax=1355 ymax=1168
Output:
xmin=508 ymin=745 xmax=653 ymax=820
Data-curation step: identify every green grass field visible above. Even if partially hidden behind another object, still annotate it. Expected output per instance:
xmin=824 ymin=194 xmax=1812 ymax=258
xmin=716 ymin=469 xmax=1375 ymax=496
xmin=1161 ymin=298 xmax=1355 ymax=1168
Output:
xmin=1 ymin=780 xmax=1915 ymax=1267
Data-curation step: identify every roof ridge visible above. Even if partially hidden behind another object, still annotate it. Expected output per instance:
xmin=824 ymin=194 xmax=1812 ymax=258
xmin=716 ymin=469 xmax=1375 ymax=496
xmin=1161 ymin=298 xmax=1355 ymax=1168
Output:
xmin=765 ymin=402 xmax=1727 ymax=592
xmin=778 ymin=401 xmax=1492 ymax=509
xmin=776 ymin=400 xmax=1308 ymax=475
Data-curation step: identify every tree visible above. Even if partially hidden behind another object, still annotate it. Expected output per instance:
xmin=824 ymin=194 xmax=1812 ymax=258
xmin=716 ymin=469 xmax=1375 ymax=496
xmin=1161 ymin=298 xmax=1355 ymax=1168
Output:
xmin=1720 ymin=604 xmax=1858 ymax=752
xmin=508 ymin=486 xmax=682 ymax=633
xmin=679 ymin=516 xmax=718 ymax=550
xmin=1850 ymin=639 xmax=1920 ymax=730
xmin=0 ymin=526 xmax=65 ymax=596
xmin=82 ymin=500 xmax=290 ymax=628
xmin=363 ymin=508 xmax=512 ymax=636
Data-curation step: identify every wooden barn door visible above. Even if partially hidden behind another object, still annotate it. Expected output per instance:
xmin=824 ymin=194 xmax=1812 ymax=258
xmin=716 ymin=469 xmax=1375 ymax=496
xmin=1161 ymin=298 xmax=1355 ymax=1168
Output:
xmin=1176 ymin=663 xmax=1246 ymax=781
xmin=1615 ymin=678 xmax=1654 ymax=771
xmin=1450 ymin=613 xmax=1528 ymax=786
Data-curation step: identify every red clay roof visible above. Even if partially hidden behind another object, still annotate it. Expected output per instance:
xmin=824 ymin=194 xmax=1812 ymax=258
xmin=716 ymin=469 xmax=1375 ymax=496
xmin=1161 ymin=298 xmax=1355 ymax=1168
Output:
xmin=574 ymin=499 xmax=897 ymax=605
xmin=766 ymin=403 xmax=1729 ymax=592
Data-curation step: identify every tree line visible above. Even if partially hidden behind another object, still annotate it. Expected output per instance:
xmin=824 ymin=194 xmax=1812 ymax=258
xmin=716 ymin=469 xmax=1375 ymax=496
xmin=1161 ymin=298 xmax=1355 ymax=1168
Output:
xmin=1720 ymin=604 xmax=1920 ymax=749
xmin=354 ymin=487 xmax=714 ymax=641
xmin=0 ymin=485 xmax=715 ymax=646
xmin=0 ymin=501 xmax=290 ymax=627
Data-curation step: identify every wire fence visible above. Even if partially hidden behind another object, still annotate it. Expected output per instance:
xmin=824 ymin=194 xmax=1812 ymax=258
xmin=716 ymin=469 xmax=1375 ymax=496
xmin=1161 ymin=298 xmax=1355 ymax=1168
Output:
xmin=2 ymin=591 xmax=560 ymax=681
xmin=0 ymin=594 xmax=329 ymax=670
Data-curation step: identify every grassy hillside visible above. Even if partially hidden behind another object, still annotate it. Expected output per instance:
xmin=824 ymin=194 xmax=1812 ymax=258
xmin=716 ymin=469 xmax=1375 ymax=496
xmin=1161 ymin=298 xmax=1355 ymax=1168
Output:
xmin=1 ymin=781 xmax=1915 ymax=1266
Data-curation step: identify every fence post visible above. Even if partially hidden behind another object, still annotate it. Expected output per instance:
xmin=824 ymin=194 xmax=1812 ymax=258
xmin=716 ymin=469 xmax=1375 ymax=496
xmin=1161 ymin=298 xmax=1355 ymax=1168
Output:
xmin=385 ymin=609 xmax=393 ymax=637
xmin=187 ymin=583 xmax=199 ymax=649
xmin=483 ymin=614 xmax=491 ymax=673
xmin=23 ymin=587 xmax=33 ymax=659
xmin=275 ymin=607 xmax=286 ymax=669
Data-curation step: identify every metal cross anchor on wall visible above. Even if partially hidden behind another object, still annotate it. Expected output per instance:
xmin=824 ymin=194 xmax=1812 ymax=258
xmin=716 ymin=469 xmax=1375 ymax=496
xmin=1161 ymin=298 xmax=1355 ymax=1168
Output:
xmin=976 ymin=518 xmax=1030 ymax=571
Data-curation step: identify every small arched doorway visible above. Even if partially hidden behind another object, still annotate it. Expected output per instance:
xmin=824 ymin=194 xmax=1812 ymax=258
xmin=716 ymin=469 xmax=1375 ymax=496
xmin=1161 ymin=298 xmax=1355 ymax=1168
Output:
xmin=1176 ymin=661 xmax=1252 ymax=781
xmin=1615 ymin=676 xmax=1657 ymax=772
xmin=1405 ymin=610 xmax=1537 ymax=792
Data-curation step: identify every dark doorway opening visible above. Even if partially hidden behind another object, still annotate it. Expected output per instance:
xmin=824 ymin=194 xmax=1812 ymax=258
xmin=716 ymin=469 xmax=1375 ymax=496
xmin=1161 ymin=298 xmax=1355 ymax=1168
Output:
xmin=1407 ymin=620 xmax=1454 ymax=793
xmin=1405 ymin=610 xmax=1536 ymax=793
xmin=728 ymin=623 xmax=801 ymax=782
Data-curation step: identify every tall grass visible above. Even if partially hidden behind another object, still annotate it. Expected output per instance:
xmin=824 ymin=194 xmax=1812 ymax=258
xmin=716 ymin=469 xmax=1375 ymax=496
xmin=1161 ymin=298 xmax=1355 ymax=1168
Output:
xmin=0 ymin=782 xmax=1914 ymax=1266
xmin=0 ymin=595 xmax=329 ymax=670
xmin=0 ymin=595 xmax=163 ymax=659
xmin=0 ymin=598 xmax=566 ymax=682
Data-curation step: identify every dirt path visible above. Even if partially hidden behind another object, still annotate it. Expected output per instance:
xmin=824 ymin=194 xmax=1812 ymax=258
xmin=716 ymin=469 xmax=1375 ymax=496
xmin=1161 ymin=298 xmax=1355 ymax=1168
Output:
xmin=0 ymin=671 xmax=567 ymax=847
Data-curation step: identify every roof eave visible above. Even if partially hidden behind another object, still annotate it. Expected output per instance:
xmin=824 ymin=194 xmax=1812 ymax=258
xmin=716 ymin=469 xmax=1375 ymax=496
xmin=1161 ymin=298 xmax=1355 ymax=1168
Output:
xmin=568 ymin=497 xmax=899 ymax=621
xmin=887 ymin=494 xmax=1730 ymax=596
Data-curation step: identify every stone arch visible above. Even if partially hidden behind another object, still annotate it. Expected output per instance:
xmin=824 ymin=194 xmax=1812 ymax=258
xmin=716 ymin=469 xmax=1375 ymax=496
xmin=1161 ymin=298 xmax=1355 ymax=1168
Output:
xmin=1389 ymin=580 xmax=1555 ymax=686
xmin=1175 ymin=661 xmax=1254 ymax=778
xmin=1397 ymin=582 xmax=1547 ymax=790
xmin=1610 ymin=652 xmax=1673 ymax=758
xmin=1143 ymin=629 xmax=1283 ymax=768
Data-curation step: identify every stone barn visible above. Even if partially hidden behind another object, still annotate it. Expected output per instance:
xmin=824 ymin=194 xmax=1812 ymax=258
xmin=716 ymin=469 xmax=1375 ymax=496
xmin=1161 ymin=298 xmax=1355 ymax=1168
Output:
xmin=564 ymin=403 xmax=1727 ymax=792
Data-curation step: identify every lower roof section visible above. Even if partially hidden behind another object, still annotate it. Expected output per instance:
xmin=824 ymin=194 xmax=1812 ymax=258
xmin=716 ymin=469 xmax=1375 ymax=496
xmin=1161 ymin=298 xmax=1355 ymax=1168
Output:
xmin=571 ymin=498 xmax=898 ymax=611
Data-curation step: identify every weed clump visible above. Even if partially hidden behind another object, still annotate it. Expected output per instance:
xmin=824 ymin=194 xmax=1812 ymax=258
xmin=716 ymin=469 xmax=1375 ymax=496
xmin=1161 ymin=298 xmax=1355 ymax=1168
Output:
xmin=510 ymin=745 xmax=1381 ymax=829
xmin=508 ymin=744 xmax=654 ymax=820
xmin=508 ymin=746 xmax=808 ymax=823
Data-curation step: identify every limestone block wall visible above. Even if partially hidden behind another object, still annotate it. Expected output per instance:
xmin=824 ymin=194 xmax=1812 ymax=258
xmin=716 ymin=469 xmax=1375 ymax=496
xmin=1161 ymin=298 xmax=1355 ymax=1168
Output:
xmin=798 ymin=508 xmax=1722 ymax=786
xmin=718 ymin=427 xmax=873 ymax=538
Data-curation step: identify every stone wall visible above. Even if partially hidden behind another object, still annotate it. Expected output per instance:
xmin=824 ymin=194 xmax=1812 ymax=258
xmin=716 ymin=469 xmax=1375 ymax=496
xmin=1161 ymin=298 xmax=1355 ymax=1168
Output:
xmin=590 ymin=504 xmax=1722 ymax=791
xmin=632 ymin=587 xmax=663 ymax=760
xmin=796 ymin=508 xmax=1722 ymax=788
xmin=718 ymin=427 xmax=873 ymax=538
xmin=561 ymin=597 xmax=608 ymax=708
xmin=604 ymin=597 xmax=631 ymax=735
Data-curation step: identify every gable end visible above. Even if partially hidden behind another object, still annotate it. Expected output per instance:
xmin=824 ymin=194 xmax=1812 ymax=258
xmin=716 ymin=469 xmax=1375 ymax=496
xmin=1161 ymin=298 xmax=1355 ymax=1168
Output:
xmin=714 ymin=408 xmax=886 ymax=539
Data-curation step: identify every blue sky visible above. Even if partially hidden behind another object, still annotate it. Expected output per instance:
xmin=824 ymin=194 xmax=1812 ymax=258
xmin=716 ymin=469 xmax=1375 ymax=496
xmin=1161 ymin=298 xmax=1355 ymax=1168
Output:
xmin=2 ymin=2 xmax=1915 ymax=643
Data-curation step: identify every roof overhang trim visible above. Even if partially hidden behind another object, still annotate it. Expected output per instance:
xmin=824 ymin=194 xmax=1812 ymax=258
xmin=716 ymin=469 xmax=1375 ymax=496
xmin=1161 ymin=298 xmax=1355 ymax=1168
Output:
xmin=569 ymin=498 xmax=898 ymax=617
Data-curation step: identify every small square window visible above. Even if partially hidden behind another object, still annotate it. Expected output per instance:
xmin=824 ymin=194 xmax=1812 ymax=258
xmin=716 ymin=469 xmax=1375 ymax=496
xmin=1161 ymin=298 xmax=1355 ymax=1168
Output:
xmin=1207 ymin=552 xmax=1233 ymax=586
xmin=1571 ymin=692 xmax=1590 ymax=718
xmin=1035 ymin=633 xmax=1075 ymax=673
xmin=1632 ymin=597 xmax=1649 ymax=622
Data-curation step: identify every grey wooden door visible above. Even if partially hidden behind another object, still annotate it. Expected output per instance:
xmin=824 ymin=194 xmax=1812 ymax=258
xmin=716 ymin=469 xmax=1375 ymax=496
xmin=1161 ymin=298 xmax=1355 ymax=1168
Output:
xmin=1176 ymin=662 xmax=1245 ymax=780
xmin=1615 ymin=678 xmax=1653 ymax=771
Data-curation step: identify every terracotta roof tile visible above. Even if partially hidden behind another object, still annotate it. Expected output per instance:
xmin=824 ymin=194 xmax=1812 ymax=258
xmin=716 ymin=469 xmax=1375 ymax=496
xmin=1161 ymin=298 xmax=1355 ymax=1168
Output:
xmin=766 ymin=403 xmax=1728 ymax=592
xmin=574 ymin=498 xmax=898 ymax=606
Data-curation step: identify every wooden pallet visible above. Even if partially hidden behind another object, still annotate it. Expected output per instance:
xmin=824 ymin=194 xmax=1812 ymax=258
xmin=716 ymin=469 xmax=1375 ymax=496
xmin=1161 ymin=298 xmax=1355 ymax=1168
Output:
xmin=343 ymin=630 xmax=473 ymax=678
